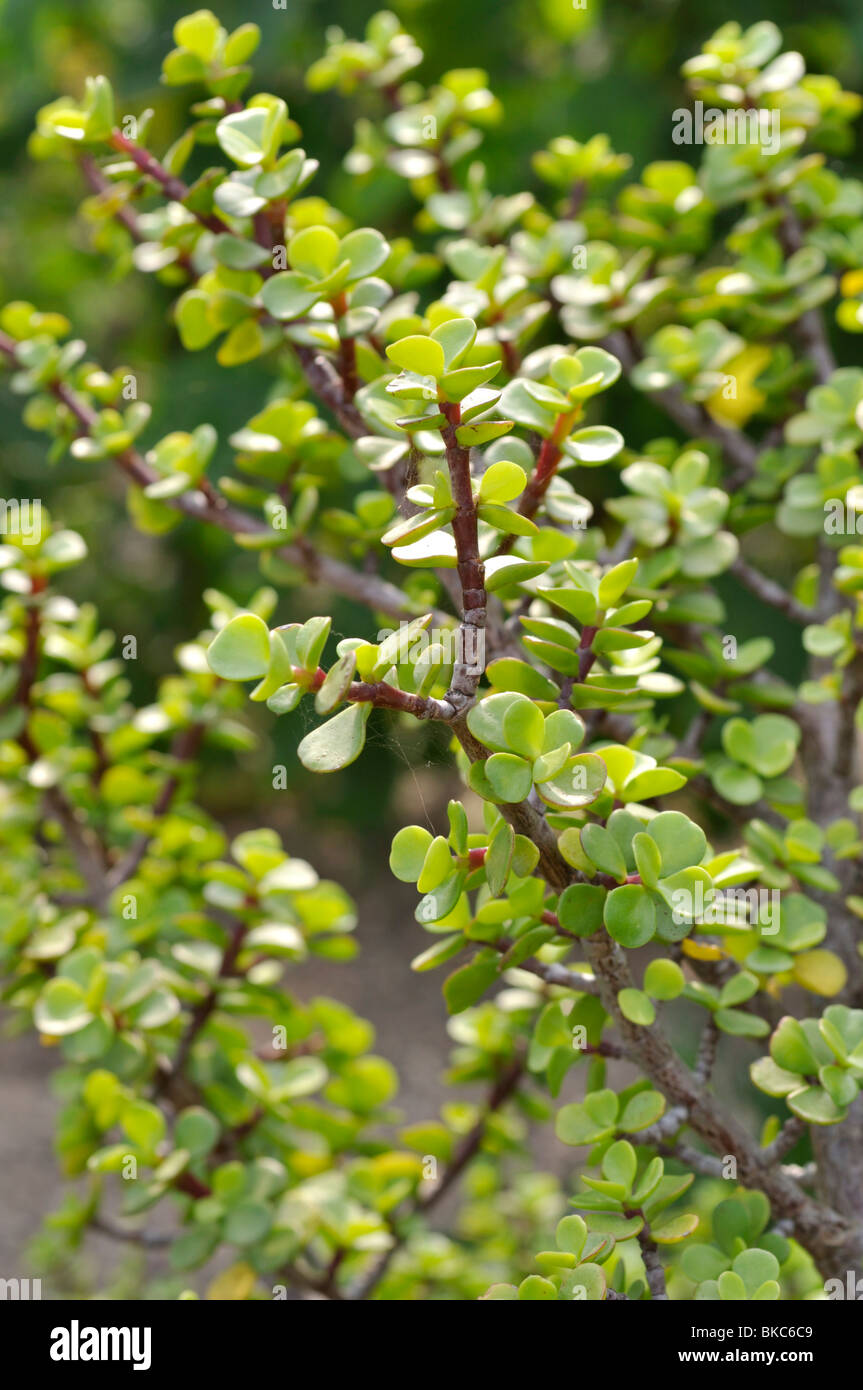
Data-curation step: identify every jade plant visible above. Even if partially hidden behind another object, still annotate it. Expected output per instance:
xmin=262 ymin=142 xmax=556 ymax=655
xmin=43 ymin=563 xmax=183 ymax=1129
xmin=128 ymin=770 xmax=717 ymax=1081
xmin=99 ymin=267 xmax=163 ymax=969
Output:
xmin=3 ymin=10 xmax=863 ymax=1302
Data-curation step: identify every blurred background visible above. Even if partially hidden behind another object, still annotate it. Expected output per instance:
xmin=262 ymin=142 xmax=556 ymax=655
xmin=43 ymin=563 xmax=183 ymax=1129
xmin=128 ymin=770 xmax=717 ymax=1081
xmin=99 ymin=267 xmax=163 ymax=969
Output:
xmin=1 ymin=0 xmax=861 ymax=1294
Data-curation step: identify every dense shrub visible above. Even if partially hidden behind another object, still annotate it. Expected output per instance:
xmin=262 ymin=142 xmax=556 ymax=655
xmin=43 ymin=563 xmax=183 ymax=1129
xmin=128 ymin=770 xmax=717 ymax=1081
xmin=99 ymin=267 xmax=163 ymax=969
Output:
xmin=2 ymin=10 xmax=863 ymax=1301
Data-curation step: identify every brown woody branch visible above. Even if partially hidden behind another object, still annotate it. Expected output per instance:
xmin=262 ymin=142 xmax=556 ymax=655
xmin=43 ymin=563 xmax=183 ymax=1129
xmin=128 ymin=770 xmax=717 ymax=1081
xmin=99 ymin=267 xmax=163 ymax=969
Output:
xmin=439 ymin=402 xmax=487 ymax=713
xmin=731 ymin=555 xmax=812 ymax=625
xmin=582 ymin=927 xmax=852 ymax=1279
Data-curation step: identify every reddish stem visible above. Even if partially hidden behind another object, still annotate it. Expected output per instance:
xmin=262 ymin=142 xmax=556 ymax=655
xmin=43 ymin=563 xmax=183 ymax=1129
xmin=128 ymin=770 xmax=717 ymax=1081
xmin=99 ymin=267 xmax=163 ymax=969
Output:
xmin=108 ymin=129 xmax=224 ymax=234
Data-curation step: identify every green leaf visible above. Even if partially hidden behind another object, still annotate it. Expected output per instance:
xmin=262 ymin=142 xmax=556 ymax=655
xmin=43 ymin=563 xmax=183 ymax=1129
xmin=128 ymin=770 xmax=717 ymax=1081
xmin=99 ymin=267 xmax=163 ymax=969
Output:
xmin=175 ymin=9 xmax=223 ymax=60
xmin=584 ymin=1088 xmax=620 ymax=1127
xmin=602 ymin=1140 xmax=637 ymax=1191
xmin=518 ymin=1275 xmax=557 ymax=1300
xmin=170 ymin=1225 xmax=221 ymax=1271
xmin=682 ymin=1244 xmax=729 ymax=1283
xmin=624 ymin=767 xmax=687 ymax=801
xmin=565 ymin=425 xmax=623 ymax=465
xmin=288 ymin=225 xmax=341 ymax=279
xmin=652 ymin=1213 xmax=698 ymax=1245
xmin=484 ymin=556 xmax=549 ymax=591
xmin=540 ymin=584 xmax=599 ymax=625
xmin=487 ymin=659 xmax=559 ymax=700
xmin=390 ymin=826 xmax=434 ymax=883
xmin=34 ymin=979 xmax=93 ymax=1036
xmin=712 ymin=1199 xmax=750 ymax=1256
xmin=250 ymin=629 xmax=295 ymax=702
xmin=747 ymin=715 xmax=800 ymax=778
xmin=176 ymin=290 xmax=219 ymax=350
xmin=443 ymin=952 xmax=500 ymax=1014
xmin=715 ymin=1008 xmax=769 ymax=1038
xmin=326 ymin=1055 xmax=396 ymax=1110
xmin=224 ymin=1200 xmax=272 ymax=1246
xmin=417 ymin=836 xmax=453 ymax=893
xmin=719 ymin=971 xmax=759 ymax=1008
xmin=536 ymin=754 xmax=607 ymax=809
xmin=484 ymin=753 xmax=532 ymax=802
xmin=604 ymin=885 xmax=656 ymax=948
xmin=555 ymin=1214 xmax=588 ymax=1259
xmin=431 ymin=318 xmax=477 ymax=368
xmin=582 ymin=1212 xmax=643 ymax=1240
xmin=216 ymin=109 xmax=271 ymax=167
xmin=479 ymin=460 xmax=527 ymax=503
xmin=415 ymin=869 xmax=467 ymax=925
xmin=787 ymin=1085 xmax=845 ymax=1125
xmin=657 ymin=866 xmax=714 ymax=922
xmin=750 ymin=1056 xmax=802 ymax=1097
xmin=223 ymin=22 xmax=260 ymax=65
xmin=208 ymin=614 xmax=272 ymax=680
xmin=713 ymin=761 xmax=762 ymax=805
xmin=734 ymin=1248 xmax=779 ymax=1295
xmin=618 ymin=1089 xmax=665 ymax=1132
xmin=502 ymin=698 xmax=545 ymax=759
xmin=173 ymin=1108 xmax=220 ymax=1160
xmin=447 ymin=800 xmax=469 ymax=856
xmin=260 ymin=272 xmax=319 ymax=320
xmin=218 ymin=319 xmax=271 ymax=367
xmin=618 ymin=988 xmax=656 ymax=1025
xmin=558 ymin=1262 xmax=605 ymax=1301
xmin=556 ymin=1101 xmax=615 ymax=1147
xmin=274 ymin=1056 xmax=328 ymax=1099
xmin=315 ymin=652 xmax=357 ymax=715
xmin=722 ymin=714 xmax=799 ymax=778
xmin=298 ymin=703 xmax=371 ymax=772
xmin=631 ymin=1156 xmax=664 ymax=1205
xmin=644 ymin=958 xmax=685 ymax=1000
xmin=646 ymin=811 xmax=707 ymax=875
xmin=820 ymin=1065 xmax=858 ymax=1109
xmin=466 ymin=694 xmax=519 ymax=751
xmin=581 ymin=824 xmax=626 ymax=880
xmin=339 ymin=228 xmax=390 ymax=280
xmin=632 ymin=833 xmax=662 ymax=889
xmin=770 ymin=1016 xmax=818 ymax=1075
xmin=557 ymin=883 xmax=606 ymax=937
xmin=212 ymin=235 xmax=270 ymax=271
xmin=486 ymin=819 xmax=514 ymax=897
xmin=121 ymin=1099 xmax=166 ymax=1152
xmin=598 ymin=559 xmax=638 ymax=607
xmin=386 ymin=335 xmax=446 ymax=379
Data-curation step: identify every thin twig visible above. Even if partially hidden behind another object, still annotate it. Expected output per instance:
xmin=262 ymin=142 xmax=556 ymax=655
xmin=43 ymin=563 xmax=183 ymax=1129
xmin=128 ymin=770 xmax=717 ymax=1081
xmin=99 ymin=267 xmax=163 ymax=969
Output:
xmin=0 ymin=331 xmax=435 ymax=625
xmin=731 ymin=555 xmax=812 ymax=625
